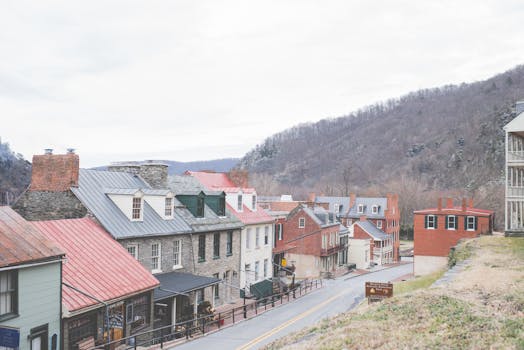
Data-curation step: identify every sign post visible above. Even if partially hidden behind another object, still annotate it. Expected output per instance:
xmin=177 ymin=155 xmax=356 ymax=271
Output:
xmin=365 ymin=282 xmax=393 ymax=303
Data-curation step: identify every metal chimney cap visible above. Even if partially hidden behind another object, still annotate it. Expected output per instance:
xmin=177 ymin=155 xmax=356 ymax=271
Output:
xmin=44 ymin=148 xmax=53 ymax=155
xmin=67 ymin=148 xmax=76 ymax=154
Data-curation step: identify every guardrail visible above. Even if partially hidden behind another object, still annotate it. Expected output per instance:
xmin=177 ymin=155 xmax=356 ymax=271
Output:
xmin=88 ymin=279 xmax=323 ymax=350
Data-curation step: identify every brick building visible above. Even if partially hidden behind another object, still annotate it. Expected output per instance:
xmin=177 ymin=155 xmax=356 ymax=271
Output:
xmin=274 ymin=205 xmax=347 ymax=279
xmin=413 ymin=198 xmax=494 ymax=275
xmin=352 ymin=216 xmax=393 ymax=265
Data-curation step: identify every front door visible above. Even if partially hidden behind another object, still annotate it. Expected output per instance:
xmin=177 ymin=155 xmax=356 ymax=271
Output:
xmin=29 ymin=325 xmax=48 ymax=350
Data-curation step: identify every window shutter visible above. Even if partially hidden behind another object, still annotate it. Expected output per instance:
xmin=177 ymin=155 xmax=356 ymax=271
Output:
xmin=424 ymin=215 xmax=428 ymax=229
xmin=464 ymin=216 xmax=467 ymax=230
xmin=445 ymin=216 xmax=449 ymax=229
xmin=434 ymin=216 xmax=438 ymax=229
xmin=474 ymin=217 xmax=478 ymax=231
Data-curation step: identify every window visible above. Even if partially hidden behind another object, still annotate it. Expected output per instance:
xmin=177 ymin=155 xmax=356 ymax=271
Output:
xmin=128 ymin=294 xmax=150 ymax=331
xmin=376 ymin=220 xmax=382 ymax=229
xmin=264 ymin=226 xmax=269 ymax=245
xmin=30 ymin=324 xmax=49 ymax=350
xmin=254 ymin=261 xmax=259 ymax=281
xmin=322 ymin=235 xmax=327 ymax=249
xmin=132 ymin=197 xmax=142 ymax=219
xmin=0 ymin=270 xmax=17 ymax=318
xmin=173 ymin=240 xmax=181 ymax=267
xmin=197 ymin=196 xmax=205 ymax=218
xmin=298 ymin=217 xmax=305 ymax=228
xmin=226 ymin=231 xmax=233 ymax=256
xmin=255 ymin=227 xmax=260 ymax=248
xmin=196 ymin=289 xmax=204 ymax=305
xmin=372 ymin=205 xmax=378 ymax=214
xmin=198 ymin=235 xmax=206 ymax=262
xmin=151 ymin=243 xmax=161 ymax=271
xmin=165 ymin=197 xmax=173 ymax=217
xmin=446 ymin=215 xmax=457 ymax=230
xmin=127 ymin=245 xmax=138 ymax=260
xmin=245 ymin=264 xmax=251 ymax=280
xmin=218 ymin=197 xmax=226 ymax=216
xmin=213 ymin=233 xmax=220 ymax=258
xmin=213 ymin=273 xmax=219 ymax=300
xmin=334 ymin=204 xmax=339 ymax=213
xmin=275 ymin=223 xmax=283 ymax=242
xmin=246 ymin=228 xmax=251 ymax=249
xmin=466 ymin=216 xmax=477 ymax=231
xmin=425 ymin=215 xmax=437 ymax=229
xmin=237 ymin=195 xmax=243 ymax=211
xmin=357 ymin=204 xmax=364 ymax=214
xmin=264 ymin=259 xmax=268 ymax=278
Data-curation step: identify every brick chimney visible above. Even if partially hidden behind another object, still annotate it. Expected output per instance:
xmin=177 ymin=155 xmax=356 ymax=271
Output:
xmin=359 ymin=215 xmax=367 ymax=222
xmin=228 ymin=169 xmax=249 ymax=188
xmin=349 ymin=193 xmax=356 ymax=208
xmin=308 ymin=192 xmax=316 ymax=202
xmin=30 ymin=150 xmax=79 ymax=192
xmin=462 ymin=198 xmax=467 ymax=212
xmin=437 ymin=198 xmax=442 ymax=211
xmin=446 ymin=198 xmax=453 ymax=208
xmin=468 ymin=198 xmax=473 ymax=208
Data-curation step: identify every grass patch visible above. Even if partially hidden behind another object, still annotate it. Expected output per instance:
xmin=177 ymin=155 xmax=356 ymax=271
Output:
xmin=394 ymin=269 xmax=445 ymax=295
xmin=448 ymin=239 xmax=475 ymax=268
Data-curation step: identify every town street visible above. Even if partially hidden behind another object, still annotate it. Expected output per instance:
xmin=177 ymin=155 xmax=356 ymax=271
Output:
xmin=171 ymin=263 xmax=413 ymax=350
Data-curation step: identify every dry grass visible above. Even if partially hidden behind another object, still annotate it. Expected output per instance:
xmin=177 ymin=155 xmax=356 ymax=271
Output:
xmin=263 ymin=236 xmax=524 ymax=350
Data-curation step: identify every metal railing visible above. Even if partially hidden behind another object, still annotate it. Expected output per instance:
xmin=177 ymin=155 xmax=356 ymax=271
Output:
xmin=88 ymin=279 xmax=323 ymax=350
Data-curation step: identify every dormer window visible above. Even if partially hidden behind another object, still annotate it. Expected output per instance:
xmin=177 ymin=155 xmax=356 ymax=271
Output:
xmin=197 ymin=195 xmax=205 ymax=218
xmin=218 ymin=197 xmax=226 ymax=216
xmin=132 ymin=197 xmax=142 ymax=219
xmin=357 ymin=204 xmax=364 ymax=214
xmin=165 ymin=197 xmax=173 ymax=217
xmin=252 ymin=195 xmax=256 ymax=210
xmin=237 ymin=194 xmax=243 ymax=211
xmin=371 ymin=205 xmax=378 ymax=214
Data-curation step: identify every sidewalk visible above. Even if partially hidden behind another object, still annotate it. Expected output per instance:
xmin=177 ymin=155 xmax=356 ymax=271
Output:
xmin=343 ymin=260 xmax=411 ymax=280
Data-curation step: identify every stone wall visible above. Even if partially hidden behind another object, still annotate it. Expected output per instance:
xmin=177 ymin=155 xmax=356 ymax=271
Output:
xmin=12 ymin=190 xmax=87 ymax=221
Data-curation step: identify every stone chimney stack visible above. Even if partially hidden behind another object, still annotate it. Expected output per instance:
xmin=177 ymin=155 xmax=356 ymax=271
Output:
xmin=108 ymin=162 xmax=141 ymax=176
xmin=139 ymin=161 xmax=169 ymax=189
xmin=446 ymin=198 xmax=454 ymax=208
xmin=30 ymin=150 xmax=79 ymax=191
xmin=228 ymin=169 xmax=249 ymax=188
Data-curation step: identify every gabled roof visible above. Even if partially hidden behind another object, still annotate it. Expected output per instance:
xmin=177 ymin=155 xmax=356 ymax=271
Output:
xmin=354 ymin=220 xmax=389 ymax=241
xmin=72 ymin=169 xmax=192 ymax=239
xmin=187 ymin=171 xmax=256 ymax=193
xmin=32 ymin=218 xmax=159 ymax=314
xmin=348 ymin=197 xmax=388 ymax=219
xmin=227 ymin=204 xmax=274 ymax=225
xmin=0 ymin=206 xmax=64 ymax=268
xmin=504 ymin=111 xmax=524 ymax=132
xmin=414 ymin=206 xmax=494 ymax=217
xmin=315 ymin=196 xmax=351 ymax=215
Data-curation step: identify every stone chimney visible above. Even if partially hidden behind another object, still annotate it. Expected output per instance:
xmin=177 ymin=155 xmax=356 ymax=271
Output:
xmin=462 ymin=198 xmax=467 ymax=212
xmin=349 ymin=193 xmax=356 ymax=208
xmin=108 ymin=162 xmax=141 ymax=176
xmin=139 ymin=161 xmax=169 ymax=189
xmin=30 ymin=150 xmax=79 ymax=191
xmin=437 ymin=198 xmax=442 ymax=211
xmin=228 ymin=169 xmax=249 ymax=188
xmin=446 ymin=198 xmax=453 ymax=208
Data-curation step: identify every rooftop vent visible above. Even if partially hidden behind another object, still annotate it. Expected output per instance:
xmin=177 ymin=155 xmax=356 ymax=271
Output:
xmin=44 ymin=148 xmax=53 ymax=155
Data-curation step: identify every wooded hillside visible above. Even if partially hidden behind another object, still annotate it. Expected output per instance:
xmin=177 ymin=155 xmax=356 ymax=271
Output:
xmin=240 ymin=65 xmax=524 ymax=228
xmin=0 ymin=139 xmax=31 ymax=205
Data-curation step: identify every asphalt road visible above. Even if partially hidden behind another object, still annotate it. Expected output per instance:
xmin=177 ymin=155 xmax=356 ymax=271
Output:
xmin=171 ymin=263 xmax=413 ymax=350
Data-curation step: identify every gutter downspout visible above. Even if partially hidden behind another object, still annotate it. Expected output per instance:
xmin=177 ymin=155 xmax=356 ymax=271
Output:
xmin=62 ymin=282 xmax=111 ymax=347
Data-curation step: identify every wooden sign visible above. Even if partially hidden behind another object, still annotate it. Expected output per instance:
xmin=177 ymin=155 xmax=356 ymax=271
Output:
xmin=365 ymin=282 xmax=393 ymax=301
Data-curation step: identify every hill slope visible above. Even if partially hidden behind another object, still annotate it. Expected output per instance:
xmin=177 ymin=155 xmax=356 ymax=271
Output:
xmin=239 ymin=65 xmax=524 ymax=225
xmin=0 ymin=139 xmax=31 ymax=204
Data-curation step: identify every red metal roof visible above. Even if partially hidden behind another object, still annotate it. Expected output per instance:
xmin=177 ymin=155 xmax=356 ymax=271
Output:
xmin=414 ymin=206 xmax=494 ymax=216
xmin=187 ymin=171 xmax=256 ymax=193
xmin=0 ymin=206 xmax=64 ymax=268
xmin=226 ymin=204 xmax=274 ymax=225
xmin=31 ymin=218 xmax=159 ymax=313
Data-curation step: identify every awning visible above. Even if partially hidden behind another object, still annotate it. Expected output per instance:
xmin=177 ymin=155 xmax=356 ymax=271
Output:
xmin=153 ymin=272 xmax=220 ymax=301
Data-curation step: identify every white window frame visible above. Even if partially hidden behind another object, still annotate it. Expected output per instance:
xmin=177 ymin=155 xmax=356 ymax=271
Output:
xmin=254 ymin=261 xmax=260 ymax=281
xmin=298 ymin=217 xmax=305 ymax=228
xmin=371 ymin=205 xmax=378 ymax=214
xmin=246 ymin=228 xmax=251 ymax=249
xmin=252 ymin=195 xmax=256 ymax=210
xmin=173 ymin=239 xmax=182 ymax=269
xmin=357 ymin=204 xmax=364 ymax=214
xmin=263 ymin=259 xmax=268 ymax=278
xmin=132 ymin=197 xmax=142 ymax=220
xmin=255 ymin=227 xmax=260 ymax=248
xmin=151 ymin=243 xmax=161 ymax=273
xmin=165 ymin=197 xmax=173 ymax=217
xmin=277 ymin=223 xmax=283 ymax=240
xmin=127 ymin=244 xmax=138 ymax=260
xmin=322 ymin=235 xmax=327 ymax=249
xmin=264 ymin=226 xmax=269 ymax=245
xmin=237 ymin=194 xmax=243 ymax=211
xmin=376 ymin=220 xmax=382 ymax=229
xmin=466 ymin=216 xmax=476 ymax=231
xmin=447 ymin=215 xmax=457 ymax=230
xmin=426 ymin=215 xmax=436 ymax=229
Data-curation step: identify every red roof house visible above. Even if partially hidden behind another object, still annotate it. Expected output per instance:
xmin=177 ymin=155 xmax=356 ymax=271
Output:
xmin=32 ymin=218 xmax=159 ymax=348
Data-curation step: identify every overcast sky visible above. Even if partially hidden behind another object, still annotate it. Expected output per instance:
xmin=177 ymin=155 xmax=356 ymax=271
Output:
xmin=1 ymin=0 xmax=524 ymax=168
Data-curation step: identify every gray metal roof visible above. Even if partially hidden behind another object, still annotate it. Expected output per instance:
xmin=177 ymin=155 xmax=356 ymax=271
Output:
xmin=169 ymin=175 xmax=223 ymax=196
xmin=301 ymin=206 xmax=339 ymax=228
xmin=315 ymin=196 xmax=351 ymax=215
xmin=355 ymin=221 xmax=389 ymax=241
xmin=347 ymin=197 xmax=388 ymax=219
xmin=72 ymin=169 xmax=193 ymax=239
xmin=154 ymin=272 xmax=220 ymax=300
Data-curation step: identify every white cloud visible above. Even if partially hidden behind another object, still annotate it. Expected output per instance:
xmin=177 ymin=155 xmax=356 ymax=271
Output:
xmin=1 ymin=0 xmax=524 ymax=167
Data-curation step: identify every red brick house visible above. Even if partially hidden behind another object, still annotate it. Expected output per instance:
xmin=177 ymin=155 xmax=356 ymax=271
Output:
xmin=413 ymin=198 xmax=494 ymax=275
xmin=273 ymin=205 xmax=346 ymax=279
xmin=352 ymin=216 xmax=393 ymax=265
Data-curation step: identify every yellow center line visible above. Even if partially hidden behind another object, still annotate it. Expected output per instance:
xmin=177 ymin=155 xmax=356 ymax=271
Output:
xmin=235 ymin=290 xmax=345 ymax=350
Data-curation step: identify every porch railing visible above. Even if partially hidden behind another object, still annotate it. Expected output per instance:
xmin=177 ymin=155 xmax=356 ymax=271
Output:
xmin=88 ymin=279 xmax=323 ymax=350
